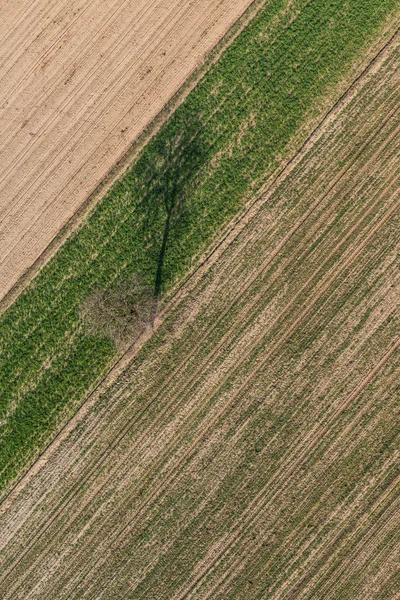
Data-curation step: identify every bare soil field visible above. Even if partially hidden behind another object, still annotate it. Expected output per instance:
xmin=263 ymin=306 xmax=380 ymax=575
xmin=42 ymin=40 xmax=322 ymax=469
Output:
xmin=0 ymin=0 xmax=253 ymax=300
xmin=0 ymin=30 xmax=398 ymax=600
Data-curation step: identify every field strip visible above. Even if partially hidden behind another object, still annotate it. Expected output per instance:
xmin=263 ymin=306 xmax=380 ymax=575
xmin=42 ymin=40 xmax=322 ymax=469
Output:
xmin=1 ymin=25 xmax=398 ymax=516
xmin=1 ymin=12 xmax=399 ymax=597
xmin=7 ymin=148 xmax=400 ymax=494
xmin=0 ymin=50 xmax=396 ymax=596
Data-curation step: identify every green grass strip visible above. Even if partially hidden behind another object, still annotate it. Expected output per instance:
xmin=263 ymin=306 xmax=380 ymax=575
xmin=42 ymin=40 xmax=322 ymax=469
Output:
xmin=0 ymin=0 xmax=397 ymax=493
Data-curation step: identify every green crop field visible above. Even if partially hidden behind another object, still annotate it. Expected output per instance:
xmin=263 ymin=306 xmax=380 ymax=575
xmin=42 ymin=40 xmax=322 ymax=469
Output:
xmin=0 ymin=0 xmax=398 ymax=498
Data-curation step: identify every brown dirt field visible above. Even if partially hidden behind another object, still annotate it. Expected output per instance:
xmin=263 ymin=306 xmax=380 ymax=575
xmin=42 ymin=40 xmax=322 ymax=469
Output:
xmin=0 ymin=0 xmax=254 ymax=301
xmin=0 ymin=31 xmax=398 ymax=600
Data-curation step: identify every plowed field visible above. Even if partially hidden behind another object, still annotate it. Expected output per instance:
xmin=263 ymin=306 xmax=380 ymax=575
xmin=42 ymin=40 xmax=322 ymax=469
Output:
xmin=0 ymin=29 xmax=398 ymax=600
xmin=0 ymin=0 xmax=253 ymax=300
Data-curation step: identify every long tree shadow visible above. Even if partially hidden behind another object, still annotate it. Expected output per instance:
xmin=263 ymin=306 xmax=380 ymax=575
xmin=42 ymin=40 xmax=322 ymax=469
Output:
xmin=136 ymin=115 xmax=208 ymax=321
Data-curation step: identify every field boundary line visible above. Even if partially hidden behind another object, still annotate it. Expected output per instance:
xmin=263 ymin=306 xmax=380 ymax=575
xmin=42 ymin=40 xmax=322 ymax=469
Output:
xmin=0 ymin=25 xmax=398 ymax=513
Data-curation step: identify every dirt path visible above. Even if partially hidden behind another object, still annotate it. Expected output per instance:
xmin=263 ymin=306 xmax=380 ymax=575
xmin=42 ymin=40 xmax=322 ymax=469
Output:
xmin=0 ymin=0 xmax=254 ymax=300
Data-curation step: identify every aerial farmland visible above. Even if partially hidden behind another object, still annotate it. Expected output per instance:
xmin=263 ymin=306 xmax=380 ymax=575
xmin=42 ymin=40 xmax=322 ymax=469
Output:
xmin=0 ymin=1 xmax=399 ymax=598
xmin=0 ymin=0 xmax=253 ymax=300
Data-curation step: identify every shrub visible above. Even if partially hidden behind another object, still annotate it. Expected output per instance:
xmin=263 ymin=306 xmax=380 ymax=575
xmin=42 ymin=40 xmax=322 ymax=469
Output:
xmin=80 ymin=276 xmax=153 ymax=350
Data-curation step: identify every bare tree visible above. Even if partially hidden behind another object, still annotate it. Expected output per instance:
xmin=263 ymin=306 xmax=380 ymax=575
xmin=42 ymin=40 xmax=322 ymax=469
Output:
xmin=80 ymin=275 xmax=153 ymax=350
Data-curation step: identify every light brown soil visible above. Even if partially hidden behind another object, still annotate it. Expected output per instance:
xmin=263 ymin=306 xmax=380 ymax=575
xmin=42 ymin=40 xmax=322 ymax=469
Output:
xmin=0 ymin=0 xmax=253 ymax=300
xmin=0 ymin=30 xmax=398 ymax=600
